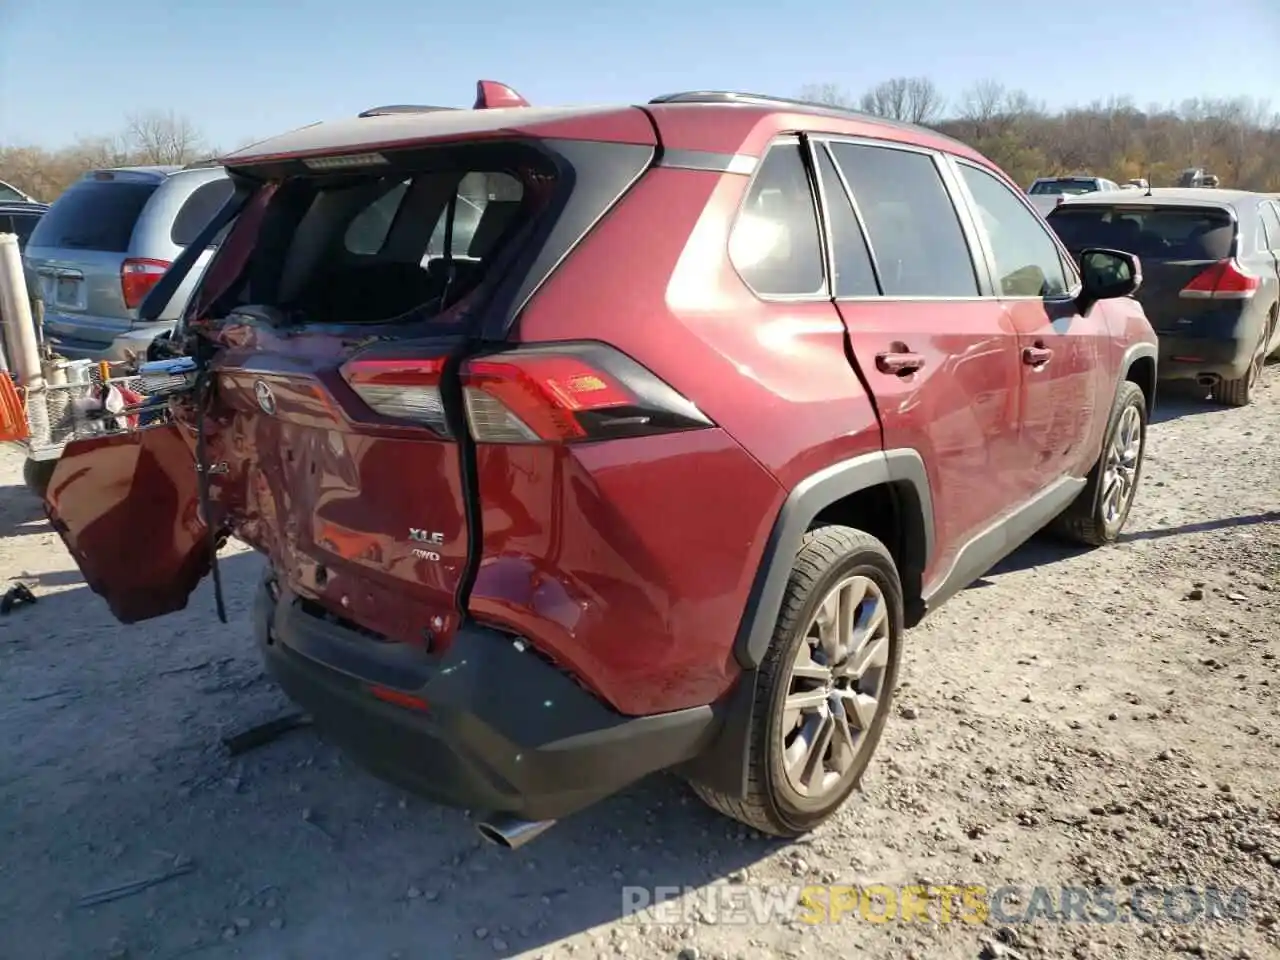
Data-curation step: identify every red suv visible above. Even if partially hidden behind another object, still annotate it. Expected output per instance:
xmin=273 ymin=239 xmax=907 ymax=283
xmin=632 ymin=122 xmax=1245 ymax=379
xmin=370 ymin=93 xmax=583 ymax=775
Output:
xmin=44 ymin=82 xmax=1158 ymax=849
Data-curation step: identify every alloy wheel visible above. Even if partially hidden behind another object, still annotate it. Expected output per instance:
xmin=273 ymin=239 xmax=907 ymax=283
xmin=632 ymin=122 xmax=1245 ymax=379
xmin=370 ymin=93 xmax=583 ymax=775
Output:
xmin=1102 ymin=404 xmax=1142 ymax=527
xmin=780 ymin=575 xmax=891 ymax=799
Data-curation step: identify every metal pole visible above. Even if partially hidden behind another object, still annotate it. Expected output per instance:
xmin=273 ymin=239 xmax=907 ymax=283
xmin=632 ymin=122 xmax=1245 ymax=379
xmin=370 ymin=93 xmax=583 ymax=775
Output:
xmin=0 ymin=233 xmax=42 ymax=391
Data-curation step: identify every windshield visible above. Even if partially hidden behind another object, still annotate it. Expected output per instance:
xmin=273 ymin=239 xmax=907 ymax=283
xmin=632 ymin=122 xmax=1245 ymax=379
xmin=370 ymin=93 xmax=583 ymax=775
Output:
xmin=190 ymin=149 xmax=548 ymax=332
xmin=1047 ymin=205 xmax=1235 ymax=260
xmin=1029 ymin=179 xmax=1101 ymax=196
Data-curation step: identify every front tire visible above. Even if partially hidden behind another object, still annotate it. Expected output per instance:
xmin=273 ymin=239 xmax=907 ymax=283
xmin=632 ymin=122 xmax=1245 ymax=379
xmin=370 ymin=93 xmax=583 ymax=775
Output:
xmin=692 ymin=526 xmax=904 ymax=837
xmin=1052 ymin=379 xmax=1147 ymax=546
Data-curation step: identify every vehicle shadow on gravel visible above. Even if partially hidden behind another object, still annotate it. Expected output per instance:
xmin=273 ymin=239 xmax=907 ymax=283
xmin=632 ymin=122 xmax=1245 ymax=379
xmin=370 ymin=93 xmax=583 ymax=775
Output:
xmin=1149 ymin=382 xmax=1218 ymax=424
xmin=0 ymin=481 xmax=47 ymax=539
xmin=0 ymin=551 xmax=782 ymax=960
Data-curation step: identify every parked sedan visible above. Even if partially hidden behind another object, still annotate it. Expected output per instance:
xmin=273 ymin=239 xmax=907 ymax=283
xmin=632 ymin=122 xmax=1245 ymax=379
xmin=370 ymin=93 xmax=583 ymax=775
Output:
xmin=1048 ymin=188 xmax=1280 ymax=406
xmin=1027 ymin=175 xmax=1121 ymax=216
xmin=23 ymin=164 xmax=233 ymax=361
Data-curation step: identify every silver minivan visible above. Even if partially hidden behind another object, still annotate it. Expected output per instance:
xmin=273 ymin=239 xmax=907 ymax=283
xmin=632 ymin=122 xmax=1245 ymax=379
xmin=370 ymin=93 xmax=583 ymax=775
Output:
xmin=24 ymin=164 xmax=233 ymax=361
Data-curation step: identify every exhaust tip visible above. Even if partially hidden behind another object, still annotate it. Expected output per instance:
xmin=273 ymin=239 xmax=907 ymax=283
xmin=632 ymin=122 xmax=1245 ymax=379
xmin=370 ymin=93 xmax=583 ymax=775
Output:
xmin=475 ymin=815 xmax=556 ymax=850
xmin=1197 ymin=374 xmax=1221 ymax=387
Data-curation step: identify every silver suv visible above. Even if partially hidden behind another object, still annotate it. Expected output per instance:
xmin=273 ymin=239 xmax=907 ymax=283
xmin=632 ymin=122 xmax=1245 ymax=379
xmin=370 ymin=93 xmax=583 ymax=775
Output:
xmin=24 ymin=164 xmax=232 ymax=361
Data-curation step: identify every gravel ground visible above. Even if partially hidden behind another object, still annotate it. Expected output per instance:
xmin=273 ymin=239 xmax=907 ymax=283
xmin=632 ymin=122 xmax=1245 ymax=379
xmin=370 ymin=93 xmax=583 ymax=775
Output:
xmin=0 ymin=375 xmax=1276 ymax=960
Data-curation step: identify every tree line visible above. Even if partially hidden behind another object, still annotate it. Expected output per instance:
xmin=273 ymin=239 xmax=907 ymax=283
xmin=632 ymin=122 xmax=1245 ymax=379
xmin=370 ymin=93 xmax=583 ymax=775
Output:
xmin=800 ymin=78 xmax=1280 ymax=191
xmin=0 ymin=111 xmax=220 ymax=201
xmin=4 ymin=80 xmax=1279 ymax=202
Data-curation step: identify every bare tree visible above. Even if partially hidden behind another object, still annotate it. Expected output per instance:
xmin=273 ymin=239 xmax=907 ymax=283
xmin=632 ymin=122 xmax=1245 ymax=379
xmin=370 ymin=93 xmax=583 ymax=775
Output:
xmin=857 ymin=77 xmax=945 ymax=125
xmin=125 ymin=110 xmax=206 ymax=165
xmin=798 ymin=83 xmax=855 ymax=109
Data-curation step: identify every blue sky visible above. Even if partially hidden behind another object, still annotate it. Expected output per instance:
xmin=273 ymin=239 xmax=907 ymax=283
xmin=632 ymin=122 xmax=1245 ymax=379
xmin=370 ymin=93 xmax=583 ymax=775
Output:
xmin=3 ymin=0 xmax=1279 ymax=149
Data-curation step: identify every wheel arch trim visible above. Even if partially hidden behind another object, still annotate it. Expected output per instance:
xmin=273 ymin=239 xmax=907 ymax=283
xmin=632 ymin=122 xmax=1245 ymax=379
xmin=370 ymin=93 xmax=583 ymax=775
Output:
xmin=731 ymin=448 xmax=934 ymax=671
xmin=1119 ymin=341 xmax=1158 ymax=415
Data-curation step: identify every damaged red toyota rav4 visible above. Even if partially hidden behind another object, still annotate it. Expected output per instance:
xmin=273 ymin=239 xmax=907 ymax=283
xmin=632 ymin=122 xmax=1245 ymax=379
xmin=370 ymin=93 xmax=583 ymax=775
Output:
xmin=44 ymin=81 xmax=1158 ymax=849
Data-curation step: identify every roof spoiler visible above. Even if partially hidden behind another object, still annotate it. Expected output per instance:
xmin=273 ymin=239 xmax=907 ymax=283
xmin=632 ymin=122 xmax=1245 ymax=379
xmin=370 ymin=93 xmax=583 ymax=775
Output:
xmin=358 ymin=80 xmax=530 ymax=118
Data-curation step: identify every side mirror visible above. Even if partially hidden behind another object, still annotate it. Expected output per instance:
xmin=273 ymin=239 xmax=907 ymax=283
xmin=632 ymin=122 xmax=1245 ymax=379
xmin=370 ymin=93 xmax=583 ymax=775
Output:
xmin=1077 ymin=247 xmax=1142 ymax=312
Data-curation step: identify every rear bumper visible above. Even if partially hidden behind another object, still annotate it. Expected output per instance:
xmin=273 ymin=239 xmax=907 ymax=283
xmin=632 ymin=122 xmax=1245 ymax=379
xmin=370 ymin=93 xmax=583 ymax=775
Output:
xmin=44 ymin=323 xmax=175 ymax=363
xmin=1157 ymin=335 xmax=1252 ymax=381
xmin=254 ymin=576 xmax=721 ymax=821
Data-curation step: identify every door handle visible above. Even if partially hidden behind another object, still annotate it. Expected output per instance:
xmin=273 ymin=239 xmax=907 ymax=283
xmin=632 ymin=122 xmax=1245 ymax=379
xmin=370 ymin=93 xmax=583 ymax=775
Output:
xmin=1023 ymin=345 xmax=1053 ymax=366
xmin=875 ymin=351 xmax=926 ymax=376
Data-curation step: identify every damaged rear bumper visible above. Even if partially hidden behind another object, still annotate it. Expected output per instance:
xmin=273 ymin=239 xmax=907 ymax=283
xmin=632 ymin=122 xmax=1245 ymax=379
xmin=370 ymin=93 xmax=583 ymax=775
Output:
xmin=253 ymin=574 xmax=721 ymax=822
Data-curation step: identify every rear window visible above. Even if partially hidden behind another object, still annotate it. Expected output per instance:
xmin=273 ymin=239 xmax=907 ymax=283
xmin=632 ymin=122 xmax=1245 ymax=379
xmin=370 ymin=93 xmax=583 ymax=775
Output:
xmin=1029 ymin=179 xmax=1100 ymax=196
xmin=195 ymin=150 xmax=546 ymax=328
xmin=171 ymin=178 xmax=236 ymax=247
xmin=27 ymin=179 xmax=158 ymax=253
xmin=1048 ymin=205 xmax=1235 ymax=261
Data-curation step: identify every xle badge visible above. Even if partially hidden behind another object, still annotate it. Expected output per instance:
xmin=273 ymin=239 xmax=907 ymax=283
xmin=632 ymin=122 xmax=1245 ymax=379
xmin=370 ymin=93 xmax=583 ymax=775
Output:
xmin=409 ymin=528 xmax=444 ymax=563
xmin=254 ymin=379 xmax=276 ymax=415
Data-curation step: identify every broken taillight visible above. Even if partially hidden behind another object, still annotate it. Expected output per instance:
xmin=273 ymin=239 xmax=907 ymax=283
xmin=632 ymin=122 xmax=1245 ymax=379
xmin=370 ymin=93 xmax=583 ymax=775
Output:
xmin=340 ymin=356 xmax=451 ymax=436
xmin=1179 ymin=259 xmax=1259 ymax=300
xmin=340 ymin=343 xmax=712 ymax=444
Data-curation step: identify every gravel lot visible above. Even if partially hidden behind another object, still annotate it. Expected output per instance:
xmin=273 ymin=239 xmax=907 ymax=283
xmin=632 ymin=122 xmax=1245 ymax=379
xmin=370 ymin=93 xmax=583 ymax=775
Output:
xmin=1 ymin=375 xmax=1276 ymax=960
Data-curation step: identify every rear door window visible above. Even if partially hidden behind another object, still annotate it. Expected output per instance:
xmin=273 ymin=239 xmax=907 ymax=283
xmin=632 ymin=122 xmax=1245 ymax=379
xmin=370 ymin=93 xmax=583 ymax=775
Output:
xmin=1048 ymin=205 xmax=1235 ymax=260
xmin=958 ymin=162 xmax=1071 ymax=298
xmin=729 ymin=141 xmax=826 ymax=297
xmin=171 ymin=178 xmax=236 ymax=247
xmin=27 ymin=179 xmax=159 ymax=253
xmin=11 ymin=213 xmax=41 ymax=247
xmin=813 ymin=144 xmax=879 ymax=297
xmin=828 ymin=142 xmax=978 ymax=298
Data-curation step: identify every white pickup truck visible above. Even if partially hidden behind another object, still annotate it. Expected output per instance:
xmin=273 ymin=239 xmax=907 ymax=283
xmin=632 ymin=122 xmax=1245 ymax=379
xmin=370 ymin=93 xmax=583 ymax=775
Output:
xmin=1026 ymin=175 xmax=1122 ymax=216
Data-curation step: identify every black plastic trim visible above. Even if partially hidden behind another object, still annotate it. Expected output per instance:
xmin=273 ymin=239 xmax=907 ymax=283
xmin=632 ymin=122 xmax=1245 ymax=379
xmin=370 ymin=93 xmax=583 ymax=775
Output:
xmin=920 ymin=475 xmax=1085 ymax=613
xmin=481 ymin=139 xmax=656 ymax=341
xmin=257 ymin=580 xmax=722 ymax=821
xmin=731 ymin=449 xmax=934 ymax=669
xmin=1119 ymin=341 xmax=1159 ymax=415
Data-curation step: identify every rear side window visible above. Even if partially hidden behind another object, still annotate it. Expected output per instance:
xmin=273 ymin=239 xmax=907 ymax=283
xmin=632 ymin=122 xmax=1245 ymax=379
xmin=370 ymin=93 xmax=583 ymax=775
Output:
xmin=959 ymin=163 xmax=1070 ymax=298
xmin=171 ymin=178 xmax=236 ymax=247
xmin=0 ymin=184 xmax=25 ymax=202
xmin=1048 ymin=206 xmax=1235 ymax=261
xmin=729 ymin=142 xmax=825 ymax=297
xmin=813 ymin=145 xmax=879 ymax=297
xmin=27 ymin=179 xmax=158 ymax=253
xmin=829 ymin=142 xmax=978 ymax=298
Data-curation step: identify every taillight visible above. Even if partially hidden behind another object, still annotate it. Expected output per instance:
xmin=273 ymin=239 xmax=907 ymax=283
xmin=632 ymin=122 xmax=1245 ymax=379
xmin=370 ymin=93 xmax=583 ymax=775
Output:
xmin=120 ymin=258 xmax=171 ymax=309
xmin=340 ymin=356 xmax=451 ymax=435
xmin=1179 ymin=260 xmax=1259 ymax=300
xmin=461 ymin=343 xmax=712 ymax=444
xmin=340 ymin=342 xmax=713 ymax=444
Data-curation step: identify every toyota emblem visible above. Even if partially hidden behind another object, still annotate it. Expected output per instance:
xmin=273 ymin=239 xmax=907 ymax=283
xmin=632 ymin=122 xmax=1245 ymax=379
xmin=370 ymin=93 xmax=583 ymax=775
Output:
xmin=254 ymin=379 xmax=277 ymax=415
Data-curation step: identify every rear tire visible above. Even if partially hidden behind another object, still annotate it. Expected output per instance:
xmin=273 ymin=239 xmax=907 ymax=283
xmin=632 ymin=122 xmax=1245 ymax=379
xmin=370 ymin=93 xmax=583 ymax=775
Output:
xmin=22 ymin=457 xmax=55 ymax=501
xmin=1213 ymin=327 xmax=1267 ymax=407
xmin=691 ymin=526 xmax=904 ymax=837
xmin=1051 ymin=380 xmax=1147 ymax=547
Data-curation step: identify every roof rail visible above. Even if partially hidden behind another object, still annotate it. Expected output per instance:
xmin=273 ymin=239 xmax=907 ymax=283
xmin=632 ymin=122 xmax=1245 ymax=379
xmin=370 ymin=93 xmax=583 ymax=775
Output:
xmin=649 ymin=90 xmax=812 ymax=107
xmin=182 ymin=157 xmax=224 ymax=170
xmin=358 ymin=104 xmax=457 ymax=118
